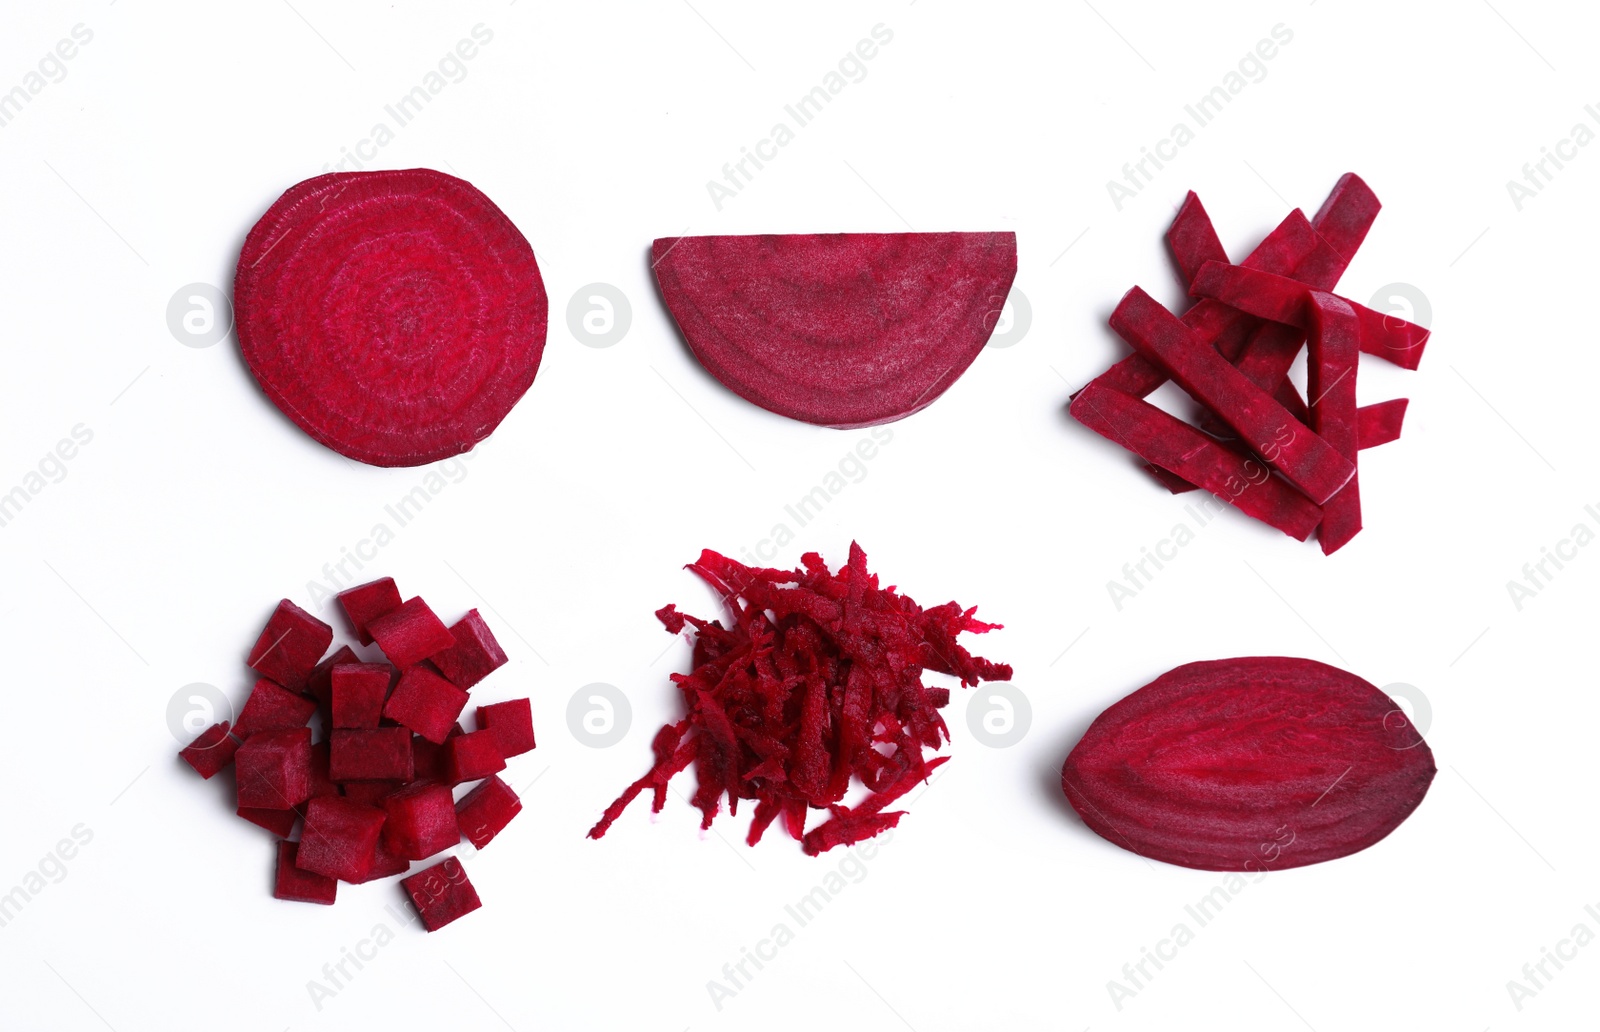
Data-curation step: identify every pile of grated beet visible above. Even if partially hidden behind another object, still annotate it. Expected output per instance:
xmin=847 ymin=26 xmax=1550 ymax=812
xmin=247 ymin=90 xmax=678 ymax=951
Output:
xmin=589 ymin=543 xmax=1011 ymax=855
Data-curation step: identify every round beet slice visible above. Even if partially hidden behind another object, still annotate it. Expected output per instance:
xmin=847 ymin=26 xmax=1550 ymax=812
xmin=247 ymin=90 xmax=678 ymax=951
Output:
xmin=651 ymin=232 xmax=1017 ymax=428
xmin=235 ymin=169 xmax=547 ymax=467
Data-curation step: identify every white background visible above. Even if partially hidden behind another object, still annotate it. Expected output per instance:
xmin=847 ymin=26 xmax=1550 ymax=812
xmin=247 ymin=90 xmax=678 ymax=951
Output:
xmin=0 ymin=1 xmax=1595 ymax=1029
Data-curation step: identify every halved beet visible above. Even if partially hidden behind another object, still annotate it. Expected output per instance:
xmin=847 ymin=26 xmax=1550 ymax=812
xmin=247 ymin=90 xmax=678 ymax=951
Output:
xmin=651 ymin=233 xmax=1017 ymax=428
xmin=1062 ymin=657 xmax=1435 ymax=871
xmin=235 ymin=169 xmax=548 ymax=467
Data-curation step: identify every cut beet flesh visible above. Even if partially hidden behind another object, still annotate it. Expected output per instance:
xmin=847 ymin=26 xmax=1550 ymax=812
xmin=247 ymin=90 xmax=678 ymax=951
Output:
xmin=235 ymin=169 xmax=548 ymax=467
xmin=1191 ymin=261 xmax=1429 ymax=369
xmin=457 ymin=775 xmax=522 ymax=849
xmin=246 ymin=600 xmax=333 ymax=693
xmin=368 ymin=597 xmax=455 ymax=670
xmin=1068 ymin=174 xmax=1424 ymax=546
xmin=412 ymin=733 xmax=448 ymax=783
xmin=441 ymin=730 xmax=506 ymax=784
xmin=1072 ymin=383 xmax=1322 ymax=540
xmin=233 ymin=678 xmax=318 ymax=739
xmin=275 ymin=841 xmax=337 ymax=905
xmin=402 ymin=857 xmax=482 ymax=931
xmin=351 ymin=835 xmax=411 ymax=884
xmin=430 ymin=609 xmax=507 ymax=689
xmin=383 ymin=666 xmax=469 ymax=744
xmin=1307 ymin=292 xmax=1363 ymax=554
xmin=330 ymin=727 xmax=414 ymax=782
xmin=306 ymin=740 xmax=340 ymax=801
xmin=651 ymin=232 xmax=1017 ymax=428
xmin=1087 ymin=210 xmax=1319 ymax=399
xmin=190 ymin=585 xmax=528 ymax=923
xmin=1061 ymin=658 xmax=1435 ymax=870
xmin=236 ymin=728 xmax=313 ymax=810
xmin=1359 ymin=398 xmax=1408 ymax=449
xmin=476 ymin=699 xmax=535 ymax=757
xmin=590 ymin=544 xmax=1010 ymax=853
xmin=180 ymin=722 xmax=239 ymax=779
xmin=237 ymin=805 xmax=298 ymax=837
xmin=381 ymin=782 xmax=460 ymax=860
xmin=331 ymin=663 xmax=390 ymax=729
xmin=340 ymin=780 xmax=403 ymax=807
xmin=297 ymin=797 xmax=386 ymax=882
xmin=1165 ymin=191 xmax=1228 ymax=294
xmin=336 ymin=578 xmax=402 ymax=646
xmin=306 ymin=644 xmax=358 ymax=713
xmin=1110 ymin=287 xmax=1356 ymax=505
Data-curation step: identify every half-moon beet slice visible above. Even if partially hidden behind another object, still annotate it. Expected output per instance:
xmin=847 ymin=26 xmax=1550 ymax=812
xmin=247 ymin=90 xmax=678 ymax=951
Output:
xmin=236 ymin=169 xmax=547 ymax=467
xmin=651 ymin=232 xmax=1018 ymax=428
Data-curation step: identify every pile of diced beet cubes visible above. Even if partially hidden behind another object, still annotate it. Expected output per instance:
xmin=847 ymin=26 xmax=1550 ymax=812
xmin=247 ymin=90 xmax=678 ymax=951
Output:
xmin=1069 ymin=174 xmax=1427 ymax=553
xmin=178 ymin=578 xmax=534 ymax=930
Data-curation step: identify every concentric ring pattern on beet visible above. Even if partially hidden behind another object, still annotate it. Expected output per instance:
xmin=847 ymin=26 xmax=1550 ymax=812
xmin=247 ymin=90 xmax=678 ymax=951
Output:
xmin=235 ymin=169 xmax=548 ymax=467
xmin=652 ymin=232 xmax=1017 ymax=428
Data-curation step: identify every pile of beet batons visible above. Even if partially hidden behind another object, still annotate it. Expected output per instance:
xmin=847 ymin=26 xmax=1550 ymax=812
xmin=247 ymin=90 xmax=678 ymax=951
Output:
xmin=1070 ymin=173 xmax=1428 ymax=553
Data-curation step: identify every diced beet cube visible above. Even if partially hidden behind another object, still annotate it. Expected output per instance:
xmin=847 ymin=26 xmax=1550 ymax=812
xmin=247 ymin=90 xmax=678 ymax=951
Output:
xmin=368 ymin=597 xmax=455 ymax=669
xmin=336 ymin=577 xmax=403 ymax=645
xmin=331 ymin=663 xmax=390 ymax=729
xmin=412 ymin=734 xmax=447 ymax=782
xmin=442 ymin=730 xmax=506 ymax=783
xmin=235 ymin=728 xmax=312 ymax=810
xmin=306 ymin=741 xmax=341 ymax=802
xmin=179 ymin=721 xmax=238 ymax=779
xmin=382 ymin=782 xmax=461 ymax=860
xmin=456 ymin=775 xmax=522 ymax=849
xmin=329 ymin=727 xmax=414 ymax=782
xmin=339 ymin=780 xmax=404 ymax=807
xmin=297 ymin=796 xmax=386 ymax=882
xmin=476 ymin=699 xmax=535 ymax=758
xmin=306 ymin=645 xmax=359 ymax=708
xmin=383 ymin=666 xmax=469 ymax=744
xmin=275 ymin=841 xmax=337 ymax=905
xmin=246 ymin=599 xmax=334 ymax=692
xmin=237 ymin=805 xmax=298 ymax=837
xmin=233 ymin=678 xmax=318 ymax=739
xmin=351 ymin=832 xmax=411 ymax=883
xmin=431 ymin=609 xmax=508 ymax=689
xmin=401 ymin=857 xmax=481 ymax=931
